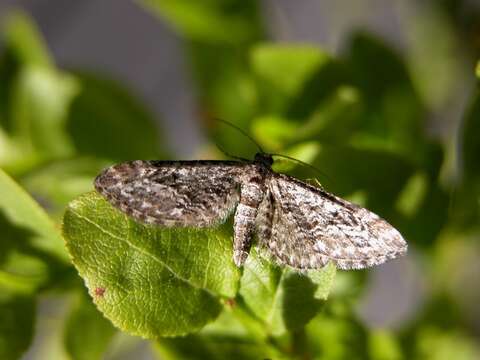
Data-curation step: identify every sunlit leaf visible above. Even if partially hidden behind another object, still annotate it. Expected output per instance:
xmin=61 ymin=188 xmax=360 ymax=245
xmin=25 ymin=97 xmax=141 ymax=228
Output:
xmin=0 ymin=168 xmax=69 ymax=293
xmin=141 ymin=0 xmax=261 ymax=44
xmin=368 ymin=330 xmax=403 ymax=360
xmin=10 ymin=66 xmax=79 ymax=158
xmin=251 ymin=115 xmax=297 ymax=150
xmin=63 ymin=192 xmax=240 ymax=337
xmin=251 ymin=44 xmax=330 ymax=113
xmin=271 ymin=142 xmax=321 ymax=173
xmin=239 ymin=248 xmax=336 ymax=336
xmin=21 ymin=157 xmax=110 ymax=219
xmin=3 ymin=11 xmax=52 ymax=67
xmin=251 ymin=45 xmax=329 ymax=97
xmin=1 ymin=11 xmax=79 ymax=171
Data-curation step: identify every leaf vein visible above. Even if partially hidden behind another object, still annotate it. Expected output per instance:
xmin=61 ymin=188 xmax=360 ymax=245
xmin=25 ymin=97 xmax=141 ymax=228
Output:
xmin=69 ymin=208 xmax=217 ymax=297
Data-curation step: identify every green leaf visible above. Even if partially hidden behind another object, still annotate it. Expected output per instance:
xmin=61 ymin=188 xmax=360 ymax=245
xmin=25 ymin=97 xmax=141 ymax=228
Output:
xmin=368 ymin=330 xmax=403 ymax=360
xmin=307 ymin=264 xmax=337 ymax=301
xmin=295 ymin=145 xmax=413 ymax=214
xmin=63 ymin=192 xmax=241 ymax=337
xmin=251 ymin=44 xmax=330 ymax=112
xmin=0 ymin=168 xmax=67 ymax=260
xmin=3 ymin=11 xmax=52 ymax=67
xmin=394 ymin=171 xmax=429 ymax=218
xmin=141 ymin=1 xmax=264 ymax=158
xmin=345 ymin=32 xmax=414 ymax=106
xmin=0 ymin=168 xmax=69 ymax=292
xmin=155 ymin=309 xmax=282 ymax=360
xmin=1 ymin=11 xmax=78 ymax=172
xmin=395 ymin=145 xmax=449 ymax=248
xmin=0 ymin=246 xmax=49 ymax=294
xmin=462 ymin=89 xmax=480 ymax=181
xmin=305 ymin=307 xmax=369 ymax=360
xmin=271 ymin=142 xmax=321 ymax=173
xmin=0 ymin=288 xmax=36 ymax=360
xmin=140 ymin=0 xmax=262 ymax=44
xmin=298 ymin=86 xmax=362 ymax=142
xmin=251 ymin=45 xmax=329 ymax=97
xmin=286 ymin=59 xmax=349 ymax=120
xmin=0 ymin=127 xmax=21 ymax=168
xmin=413 ymin=327 xmax=480 ymax=360
xmin=344 ymin=32 xmax=426 ymax=163
xmin=64 ymin=290 xmax=117 ymax=360
xmin=402 ymin=4 xmax=461 ymax=109
xmin=67 ymin=72 xmax=166 ymax=161
xmin=252 ymin=86 xmax=361 ymax=151
xmin=251 ymin=115 xmax=298 ymax=150
xmin=21 ymin=157 xmax=111 ymax=219
xmin=155 ymin=333 xmax=279 ymax=360
xmin=10 ymin=66 xmax=79 ymax=158
xmin=251 ymin=86 xmax=361 ymax=156
xmin=239 ymin=248 xmax=336 ymax=336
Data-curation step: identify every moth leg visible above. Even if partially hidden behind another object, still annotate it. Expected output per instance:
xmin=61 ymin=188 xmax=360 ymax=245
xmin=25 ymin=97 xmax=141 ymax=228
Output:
xmin=233 ymin=181 xmax=264 ymax=267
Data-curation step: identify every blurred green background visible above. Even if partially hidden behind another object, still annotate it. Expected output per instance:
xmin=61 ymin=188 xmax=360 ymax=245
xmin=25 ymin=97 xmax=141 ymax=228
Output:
xmin=0 ymin=0 xmax=480 ymax=359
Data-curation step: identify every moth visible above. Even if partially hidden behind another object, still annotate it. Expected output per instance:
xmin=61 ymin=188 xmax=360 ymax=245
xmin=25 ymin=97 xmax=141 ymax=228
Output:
xmin=94 ymin=153 xmax=407 ymax=270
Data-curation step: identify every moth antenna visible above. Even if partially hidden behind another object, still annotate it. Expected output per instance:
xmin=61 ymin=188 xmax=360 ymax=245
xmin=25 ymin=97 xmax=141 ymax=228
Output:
xmin=215 ymin=143 xmax=249 ymax=162
xmin=270 ymin=153 xmax=332 ymax=185
xmin=215 ymin=118 xmax=265 ymax=154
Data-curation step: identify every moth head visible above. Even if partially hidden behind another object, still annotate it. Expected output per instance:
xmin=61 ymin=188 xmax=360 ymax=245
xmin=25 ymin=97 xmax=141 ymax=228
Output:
xmin=254 ymin=153 xmax=274 ymax=167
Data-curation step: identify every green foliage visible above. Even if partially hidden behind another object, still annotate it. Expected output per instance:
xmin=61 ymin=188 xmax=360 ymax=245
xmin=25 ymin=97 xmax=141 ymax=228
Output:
xmin=141 ymin=0 xmax=261 ymax=44
xmin=0 ymin=289 xmax=35 ymax=360
xmin=154 ymin=309 xmax=283 ymax=359
xmin=452 ymin=87 xmax=480 ymax=228
xmin=305 ymin=308 xmax=370 ymax=360
xmin=67 ymin=72 xmax=166 ymax=161
xmin=11 ymin=66 xmax=78 ymax=158
xmin=0 ymin=2 xmax=479 ymax=359
xmin=251 ymin=44 xmax=331 ymax=113
xmin=240 ymin=249 xmax=336 ymax=336
xmin=63 ymin=192 xmax=239 ymax=337
xmin=64 ymin=290 xmax=117 ymax=360
xmin=0 ymin=168 xmax=69 ymax=292
xmin=3 ymin=11 xmax=52 ymax=67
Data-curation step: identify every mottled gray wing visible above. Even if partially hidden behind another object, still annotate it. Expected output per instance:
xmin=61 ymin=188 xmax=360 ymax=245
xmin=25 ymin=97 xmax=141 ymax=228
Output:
xmin=257 ymin=173 xmax=407 ymax=270
xmin=95 ymin=160 xmax=244 ymax=226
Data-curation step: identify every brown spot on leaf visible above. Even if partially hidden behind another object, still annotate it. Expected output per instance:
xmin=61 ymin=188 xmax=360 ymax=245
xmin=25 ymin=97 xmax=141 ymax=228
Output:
xmin=95 ymin=287 xmax=105 ymax=297
xmin=224 ymin=298 xmax=236 ymax=308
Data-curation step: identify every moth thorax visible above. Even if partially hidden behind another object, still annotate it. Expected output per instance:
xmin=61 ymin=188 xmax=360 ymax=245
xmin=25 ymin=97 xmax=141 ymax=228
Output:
xmin=254 ymin=153 xmax=273 ymax=167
